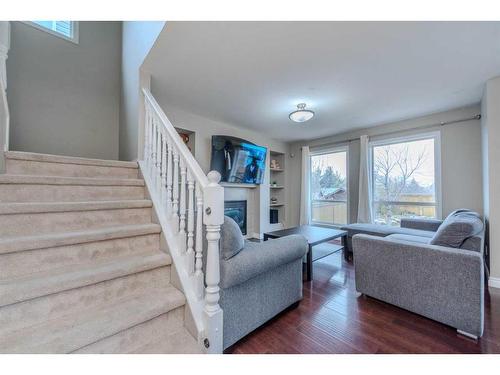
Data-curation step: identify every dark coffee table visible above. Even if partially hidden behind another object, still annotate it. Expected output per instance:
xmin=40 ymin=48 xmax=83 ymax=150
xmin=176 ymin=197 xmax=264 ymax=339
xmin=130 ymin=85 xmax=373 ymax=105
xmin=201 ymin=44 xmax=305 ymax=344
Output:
xmin=263 ymin=225 xmax=348 ymax=281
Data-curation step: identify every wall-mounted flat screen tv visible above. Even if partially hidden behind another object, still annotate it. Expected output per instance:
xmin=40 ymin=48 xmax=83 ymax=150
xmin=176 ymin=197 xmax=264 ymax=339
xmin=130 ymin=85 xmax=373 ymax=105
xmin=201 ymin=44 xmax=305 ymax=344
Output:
xmin=210 ymin=135 xmax=267 ymax=184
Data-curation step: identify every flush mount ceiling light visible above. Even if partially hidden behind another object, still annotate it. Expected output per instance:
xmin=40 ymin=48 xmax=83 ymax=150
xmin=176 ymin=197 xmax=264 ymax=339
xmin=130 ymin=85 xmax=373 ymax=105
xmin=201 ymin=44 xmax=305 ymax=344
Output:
xmin=289 ymin=103 xmax=314 ymax=123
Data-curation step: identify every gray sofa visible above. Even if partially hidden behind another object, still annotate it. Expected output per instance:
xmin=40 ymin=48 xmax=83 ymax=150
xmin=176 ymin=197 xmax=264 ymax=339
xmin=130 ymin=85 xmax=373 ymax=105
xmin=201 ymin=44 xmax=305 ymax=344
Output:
xmin=218 ymin=217 xmax=307 ymax=349
xmin=351 ymin=210 xmax=485 ymax=338
xmin=341 ymin=218 xmax=441 ymax=257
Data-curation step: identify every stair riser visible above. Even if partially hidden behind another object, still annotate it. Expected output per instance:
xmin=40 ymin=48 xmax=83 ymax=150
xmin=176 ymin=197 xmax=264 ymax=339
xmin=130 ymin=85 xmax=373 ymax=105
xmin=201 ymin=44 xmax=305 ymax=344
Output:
xmin=0 ymin=266 xmax=171 ymax=338
xmin=0 ymin=184 xmax=144 ymax=202
xmin=0 ymin=234 xmax=160 ymax=279
xmin=0 ymin=207 xmax=152 ymax=237
xmin=6 ymin=159 xmax=138 ymax=179
xmin=73 ymin=307 xmax=192 ymax=354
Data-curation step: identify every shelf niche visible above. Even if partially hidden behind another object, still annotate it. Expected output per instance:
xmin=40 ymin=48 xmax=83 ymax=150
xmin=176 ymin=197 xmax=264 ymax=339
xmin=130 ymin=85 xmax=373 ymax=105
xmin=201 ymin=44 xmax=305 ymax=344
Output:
xmin=269 ymin=150 xmax=286 ymax=228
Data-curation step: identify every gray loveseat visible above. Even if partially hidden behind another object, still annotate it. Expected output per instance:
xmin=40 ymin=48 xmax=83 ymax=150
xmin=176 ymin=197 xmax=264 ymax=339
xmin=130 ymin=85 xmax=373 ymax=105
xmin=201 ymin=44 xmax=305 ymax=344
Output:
xmin=351 ymin=209 xmax=485 ymax=338
xmin=217 ymin=217 xmax=307 ymax=349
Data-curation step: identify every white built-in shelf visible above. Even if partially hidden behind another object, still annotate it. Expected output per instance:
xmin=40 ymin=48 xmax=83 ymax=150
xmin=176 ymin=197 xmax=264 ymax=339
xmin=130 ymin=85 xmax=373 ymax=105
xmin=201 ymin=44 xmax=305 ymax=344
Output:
xmin=220 ymin=182 xmax=258 ymax=189
xmin=270 ymin=203 xmax=285 ymax=207
xmin=270 ymin=168 xmax=284 ymax=172
xmin=270 ymin=186 xmax=284 ymax=189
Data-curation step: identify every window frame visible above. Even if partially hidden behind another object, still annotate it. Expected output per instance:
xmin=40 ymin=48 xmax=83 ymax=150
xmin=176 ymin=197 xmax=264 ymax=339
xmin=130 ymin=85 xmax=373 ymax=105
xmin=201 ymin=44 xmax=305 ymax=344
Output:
xmin=309 ymin=144 xmax=350 ymax=228
xmin=369 ymin=131 xmax=442 ymax=223
xmin=23 ymin=21 xmax=79 ymax=44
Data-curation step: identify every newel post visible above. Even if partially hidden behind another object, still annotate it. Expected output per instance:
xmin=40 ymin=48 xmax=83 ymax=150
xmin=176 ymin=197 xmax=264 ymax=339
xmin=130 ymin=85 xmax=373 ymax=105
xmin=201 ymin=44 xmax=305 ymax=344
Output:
xmin=203 ymin=170 xmax=224 ymax=353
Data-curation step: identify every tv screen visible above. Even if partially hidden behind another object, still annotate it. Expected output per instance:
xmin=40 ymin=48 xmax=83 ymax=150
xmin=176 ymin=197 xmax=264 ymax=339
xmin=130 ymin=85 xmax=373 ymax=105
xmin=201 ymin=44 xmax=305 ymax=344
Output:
xmin=210 ymin=136 xmax=267 ymax=184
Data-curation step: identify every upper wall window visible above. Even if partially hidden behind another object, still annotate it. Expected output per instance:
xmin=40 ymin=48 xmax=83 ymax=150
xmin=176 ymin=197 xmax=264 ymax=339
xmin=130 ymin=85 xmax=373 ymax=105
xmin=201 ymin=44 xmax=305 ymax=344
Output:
xmin=370 ymin=132 xmax=441 ymax=226
xmin=24 ymin=21 xmax=79 ymax=44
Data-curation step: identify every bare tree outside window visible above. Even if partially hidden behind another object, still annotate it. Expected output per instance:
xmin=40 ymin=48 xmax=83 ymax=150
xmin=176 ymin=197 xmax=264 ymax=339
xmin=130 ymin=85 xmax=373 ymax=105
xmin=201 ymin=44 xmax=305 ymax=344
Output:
xmin=372 ymin=137 xmax=437 ymax=226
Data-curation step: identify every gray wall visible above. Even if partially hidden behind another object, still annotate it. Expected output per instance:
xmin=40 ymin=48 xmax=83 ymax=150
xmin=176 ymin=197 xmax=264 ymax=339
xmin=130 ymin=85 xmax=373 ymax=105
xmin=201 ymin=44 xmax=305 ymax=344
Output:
xmin=481 ymin=76 xmax=500 ymax=282
xmin=7 ymin=22 xmax=122 ymax=160
xmin=119 ymin=21 xmax=165 ymax=161
xmin=287 ymin=105 xmax=484 ymax=227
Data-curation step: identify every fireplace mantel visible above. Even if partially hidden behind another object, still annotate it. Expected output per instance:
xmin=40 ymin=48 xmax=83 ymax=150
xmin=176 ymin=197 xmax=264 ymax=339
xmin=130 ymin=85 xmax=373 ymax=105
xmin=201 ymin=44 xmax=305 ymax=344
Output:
xmin=220 ymin=182 xmax=258 ymax=189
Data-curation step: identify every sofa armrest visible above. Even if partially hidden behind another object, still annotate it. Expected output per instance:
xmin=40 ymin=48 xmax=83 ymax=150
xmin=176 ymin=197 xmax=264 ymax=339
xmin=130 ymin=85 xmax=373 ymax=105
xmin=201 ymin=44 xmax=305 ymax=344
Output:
xmin=352 ymin=234 xmax=484 ymax=336
xmin=400 ymin=217 xmax=442 ymax=232
xmin=220 ymin=234 xmax=308 ymax=289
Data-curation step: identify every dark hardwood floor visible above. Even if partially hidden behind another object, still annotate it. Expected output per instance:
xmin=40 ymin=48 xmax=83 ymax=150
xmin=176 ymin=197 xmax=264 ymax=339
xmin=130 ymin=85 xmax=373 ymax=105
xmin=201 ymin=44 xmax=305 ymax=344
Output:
xmin=226 ymin=251 xmax=500 ymax=354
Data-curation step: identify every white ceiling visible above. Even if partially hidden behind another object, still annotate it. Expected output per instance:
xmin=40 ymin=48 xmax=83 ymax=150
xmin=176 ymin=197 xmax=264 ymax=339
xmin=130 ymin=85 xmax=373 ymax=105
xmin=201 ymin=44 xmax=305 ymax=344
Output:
xmin=143 ymin=22 xmax=500 ymax=142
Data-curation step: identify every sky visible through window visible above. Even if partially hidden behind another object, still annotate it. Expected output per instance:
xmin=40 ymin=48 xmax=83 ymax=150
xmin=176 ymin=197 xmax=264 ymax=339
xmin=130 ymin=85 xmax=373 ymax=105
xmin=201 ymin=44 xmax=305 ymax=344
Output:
xmin=372 ymin=137 xmax=437 ymax=225
xmin=33 ymin=21 xmax=73 ymax=39
xmin=374 ymin=139 xmax=434 ymax=186
xmin=311 ymin=152 xmax=347 ymax=179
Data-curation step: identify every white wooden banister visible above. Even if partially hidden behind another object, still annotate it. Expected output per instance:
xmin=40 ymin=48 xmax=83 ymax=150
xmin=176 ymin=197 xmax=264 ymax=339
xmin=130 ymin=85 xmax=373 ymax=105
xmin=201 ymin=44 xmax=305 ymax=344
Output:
xmin=139 ymin=87 xmax=224 ymax=353
xmin=142 ymin=89 xmax=210 ymax=187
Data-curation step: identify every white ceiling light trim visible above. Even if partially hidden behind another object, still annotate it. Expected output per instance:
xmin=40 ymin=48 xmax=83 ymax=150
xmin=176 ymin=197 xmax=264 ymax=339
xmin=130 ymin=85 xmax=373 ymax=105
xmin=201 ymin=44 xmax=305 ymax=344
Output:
xmin=289 ymin=103 xmax=315 ymax=123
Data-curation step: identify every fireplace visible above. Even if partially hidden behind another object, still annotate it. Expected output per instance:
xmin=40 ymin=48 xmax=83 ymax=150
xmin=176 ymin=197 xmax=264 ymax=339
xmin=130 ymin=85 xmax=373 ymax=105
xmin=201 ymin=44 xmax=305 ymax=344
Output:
xmin=224 ymin=200 xmax=247 ymax=235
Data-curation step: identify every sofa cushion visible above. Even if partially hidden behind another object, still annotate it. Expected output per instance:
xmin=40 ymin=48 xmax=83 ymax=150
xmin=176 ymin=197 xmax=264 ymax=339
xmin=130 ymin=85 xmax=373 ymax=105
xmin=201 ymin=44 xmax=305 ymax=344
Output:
xmin=221 ymin=216 xmax=245 ymax=260
xmin=386 ymin=233 xmax=431 ymax=245
xmin=400 ymin=218 xmax=443 ymax=232
xmin=430 ymin=209 xmax=483 ymax=249
xmin=341 ymin=223 xmax=435 ymax=238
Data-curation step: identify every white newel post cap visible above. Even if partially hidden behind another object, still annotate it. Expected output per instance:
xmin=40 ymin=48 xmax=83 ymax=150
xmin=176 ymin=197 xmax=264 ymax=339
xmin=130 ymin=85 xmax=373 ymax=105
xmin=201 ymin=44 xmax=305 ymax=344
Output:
xmin=204 ymin=171 xmax=224 ymax=225
xmin=207 ymin=170 xmax=221 ymax=185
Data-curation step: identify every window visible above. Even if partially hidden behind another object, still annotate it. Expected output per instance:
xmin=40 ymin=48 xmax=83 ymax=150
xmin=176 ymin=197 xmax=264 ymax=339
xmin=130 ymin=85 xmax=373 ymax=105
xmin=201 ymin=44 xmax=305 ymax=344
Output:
xmin=25 ymin=21 xmax=78 ymax=43
xmin=310 ymin=147 xmax=349 ymax=226
xmin=370 ymin=133 xmax=441 ymax=226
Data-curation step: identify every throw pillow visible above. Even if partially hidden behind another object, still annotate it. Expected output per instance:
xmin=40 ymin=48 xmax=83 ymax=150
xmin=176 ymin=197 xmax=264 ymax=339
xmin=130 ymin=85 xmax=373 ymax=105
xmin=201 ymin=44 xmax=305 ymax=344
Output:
xmin=220 ymin=216 xmax=245 ymax=260
xmin=430 ymin=209 xmax=483 ymax=248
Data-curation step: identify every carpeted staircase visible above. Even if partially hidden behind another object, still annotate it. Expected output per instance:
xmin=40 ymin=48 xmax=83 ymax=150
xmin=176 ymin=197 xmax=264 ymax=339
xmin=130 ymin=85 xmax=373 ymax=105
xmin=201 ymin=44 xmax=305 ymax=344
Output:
xmin=0 ymin=151 xmax=201 ymax=353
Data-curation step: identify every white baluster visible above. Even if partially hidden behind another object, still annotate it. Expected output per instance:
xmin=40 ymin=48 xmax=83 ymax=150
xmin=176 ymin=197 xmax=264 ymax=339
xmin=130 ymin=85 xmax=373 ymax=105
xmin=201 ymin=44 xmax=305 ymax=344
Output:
xmin=186 ymin=170 xmax=195 ymax=274
xmin=144 ymin=104 xmax=150 ymax=163
xmin=179 ymin=159 xmax=187 ymax=253
xmin=195 ymin=182 xmax=204 ymax=299
xmin=203 ymin=171 xmax=224 ymax=353
xmin=146 ymin=104 xmax=153 ymax=170
xmin=161 ymin=130 xmax=167 ymax=207
xmin=166 ymin=139 xmax=173 ymax=216
xmin=150 ymin=117 xmax=156 ymax=185
xmin=156 ymin=125 xmax=162 ymax=196
xmin=172 ymin=149 xmax=180 ymax=232
xmin=152 ymin=117 xmax=158 ymax=183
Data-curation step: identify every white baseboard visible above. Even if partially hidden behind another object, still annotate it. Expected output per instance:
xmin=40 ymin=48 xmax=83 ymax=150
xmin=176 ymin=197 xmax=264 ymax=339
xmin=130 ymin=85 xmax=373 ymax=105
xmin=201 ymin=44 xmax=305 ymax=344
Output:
xmin=488 ymin=277 xmax=500 ymax=289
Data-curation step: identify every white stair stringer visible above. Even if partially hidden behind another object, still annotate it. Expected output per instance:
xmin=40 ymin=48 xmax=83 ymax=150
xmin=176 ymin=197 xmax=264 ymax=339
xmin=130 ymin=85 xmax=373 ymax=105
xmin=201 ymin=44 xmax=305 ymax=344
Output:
xmin=0 ymin=151 xmax=202 ymax=353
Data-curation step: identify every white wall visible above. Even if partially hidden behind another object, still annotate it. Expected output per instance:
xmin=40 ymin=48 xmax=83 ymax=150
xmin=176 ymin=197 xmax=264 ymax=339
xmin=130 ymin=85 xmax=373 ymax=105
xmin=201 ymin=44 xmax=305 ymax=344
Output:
xmin=119 ymin=21 xmax=165 ymax=161
xmin=7 ymin=22 xmax=122 ymax=160
xmin=481 ymin=76 xmax=500 ymax=284
xmin=287 ymin=105 xmax=484 ymax=227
